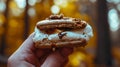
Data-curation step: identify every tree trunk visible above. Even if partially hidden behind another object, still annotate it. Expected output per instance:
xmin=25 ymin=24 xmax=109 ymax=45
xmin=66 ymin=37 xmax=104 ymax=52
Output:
xmin=0 ymin=0 xmax=10 ymax=63
xmin=0 ymin=0 xmax=9 ymax=55
xmin=24 ymin=0 xmax=29 ymax=39
xmin=95 ymin=0 xmax=113 ymax=67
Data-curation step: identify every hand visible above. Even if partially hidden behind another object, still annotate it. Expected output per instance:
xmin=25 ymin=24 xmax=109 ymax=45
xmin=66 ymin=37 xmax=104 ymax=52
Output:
xmin=7 ymin=33 xmax=73 ymax=67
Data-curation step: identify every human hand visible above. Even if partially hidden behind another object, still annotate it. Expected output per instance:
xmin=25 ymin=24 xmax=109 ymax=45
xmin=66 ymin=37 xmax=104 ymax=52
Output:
xmin=7 ymin=33 xmax=73 ymax=67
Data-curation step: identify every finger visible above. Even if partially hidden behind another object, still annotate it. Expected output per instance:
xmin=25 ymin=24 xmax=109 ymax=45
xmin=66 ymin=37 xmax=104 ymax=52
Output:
xmin=19 ymin=33 xmax=35 ymax=52
xmin=8 ymin=33 xmax=35 ymax=59
xmin=41 ymin=52 xmax=63 ymax=67
xmin=8 ymin=60 xmax=35 ymax=67
xmin=60 ymin=47 xmax=73 ymax=58
xmin=41 ymin=49 xmax=71 ymax=67
xmin=18 ymin=33 xmax=49 ymax=56
xmin=34 ymin=48 xmax=52 ymax=65
xmin=35 ymin=48 xmax=52 ymax=58
xmin=58 ymin=47 xmax=73 ymax=66
xmin=24 ymin=54 xmax=40 ymax=67
xmin=8 ymin=33 xmax=51 ymax=67
xmin=20 ymin=33 xmax=51 ymax=66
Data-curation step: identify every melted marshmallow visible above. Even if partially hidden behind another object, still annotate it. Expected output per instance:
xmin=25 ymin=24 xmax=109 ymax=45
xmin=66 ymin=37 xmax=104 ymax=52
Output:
xmin=33 ymin=24 xmax=93 ymax=42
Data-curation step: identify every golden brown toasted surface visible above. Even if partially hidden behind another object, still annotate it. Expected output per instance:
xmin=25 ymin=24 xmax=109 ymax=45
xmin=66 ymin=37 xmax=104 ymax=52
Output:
xmin=37 ymin=14 xmax=87 ymax=32
xmin=35 ymin=38 xmax=87 ymax=48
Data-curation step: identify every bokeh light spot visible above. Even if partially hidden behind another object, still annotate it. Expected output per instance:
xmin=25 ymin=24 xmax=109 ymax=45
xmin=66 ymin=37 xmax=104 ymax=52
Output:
xmin=89 ymin=0 xmax=96 ymax=3
xmin=108 ymin=9 xmax=120 ymax=32
xmin=28 ymin=8 xmax=36 ymax=17
xmin=28 ymin=0 xmax=37 ymax=6
xmin=54 ymin=0 xmax=68 ymax=7
xmin=0 ymin=2 xmax=6 ymax=12
xmin=51 ymin=5 xmax=60 ymax=14
xmin=14 ymin=0 xmax=26 ymax=8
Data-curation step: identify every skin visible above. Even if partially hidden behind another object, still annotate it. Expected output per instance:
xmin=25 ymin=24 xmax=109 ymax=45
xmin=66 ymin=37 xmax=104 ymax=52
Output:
xmin=7 ymin=33 xmax=73 ymax=67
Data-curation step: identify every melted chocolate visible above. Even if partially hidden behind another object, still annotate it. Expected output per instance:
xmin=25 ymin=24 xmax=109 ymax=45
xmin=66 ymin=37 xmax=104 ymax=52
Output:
xmin=58 ymin=32 xmax=67 ymax=39
xmin=41 ymin=29 xmax=56 ymax=34
xmin=58 ymin=27 xmax=73 ymax=31
xmin=42 ymin=38 xmax=48 ymax=42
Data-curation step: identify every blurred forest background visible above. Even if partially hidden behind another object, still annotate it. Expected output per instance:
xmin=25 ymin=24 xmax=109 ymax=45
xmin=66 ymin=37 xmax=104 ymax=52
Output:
xmin=0 ymin=0 xmax=120 ymax=67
